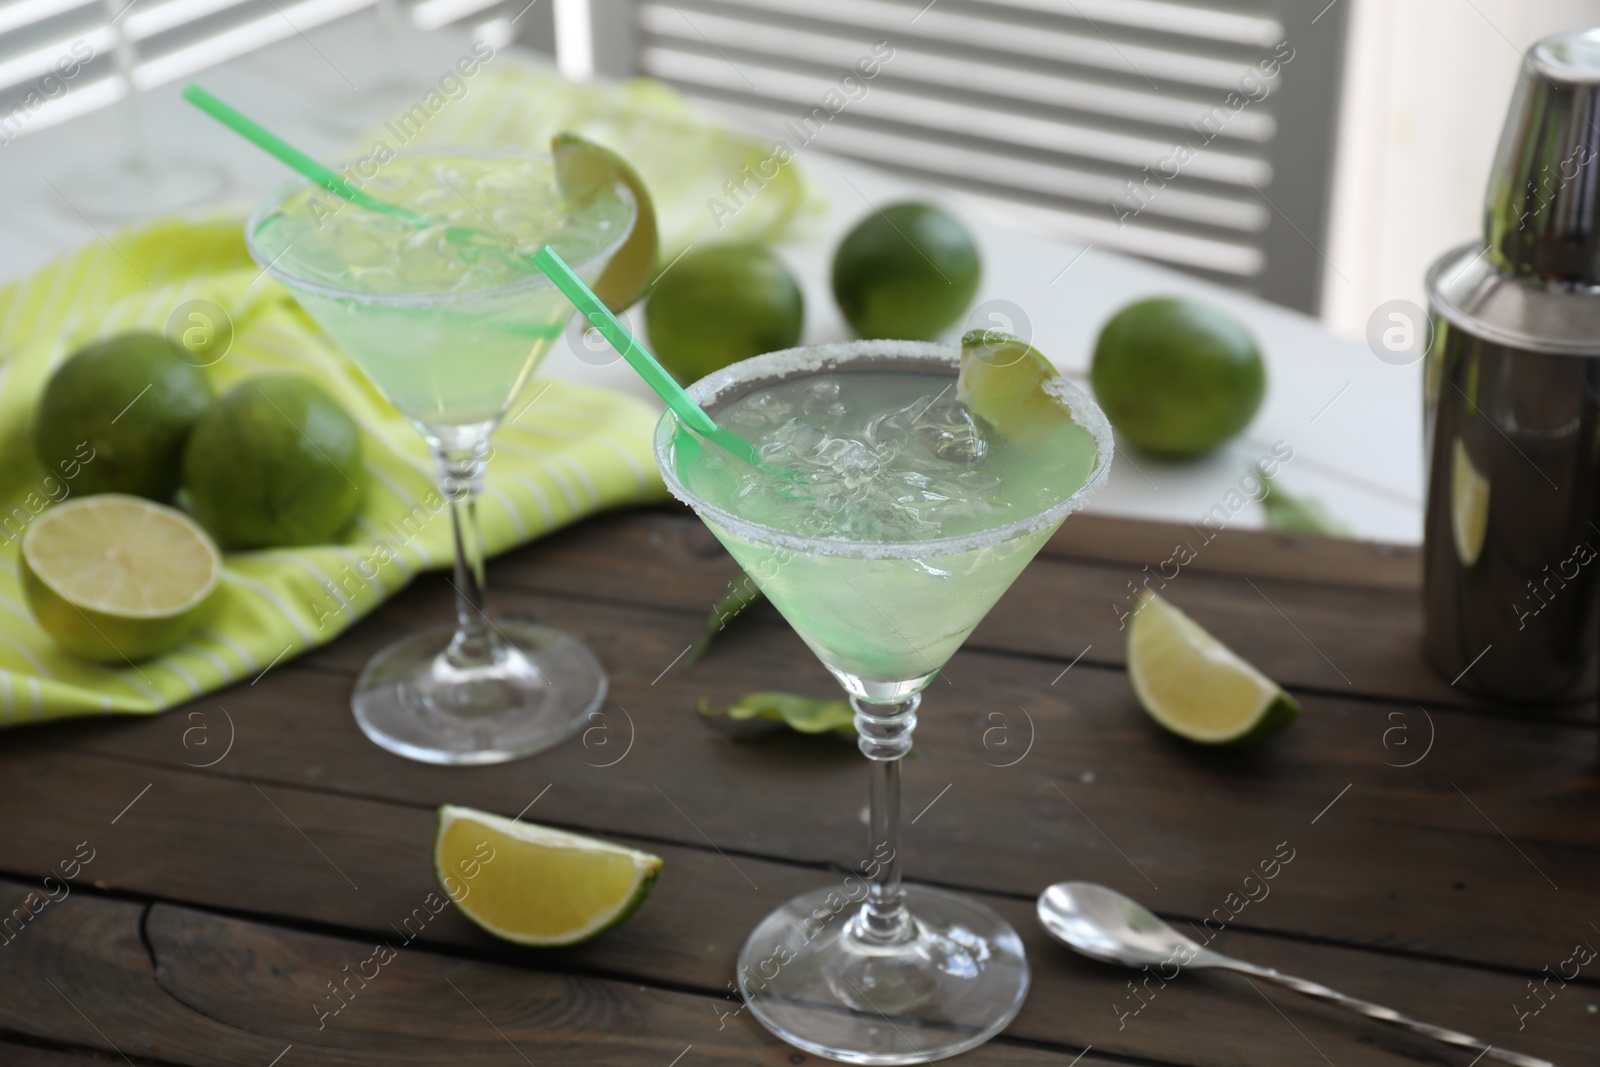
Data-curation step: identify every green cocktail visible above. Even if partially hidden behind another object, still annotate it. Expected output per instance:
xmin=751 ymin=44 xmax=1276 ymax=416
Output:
xmin=250 ymin=152 xmax=631 ymax=429
xmin=676 ymin=360 xmax=1098 ymax=696
xmin=655 ymin=339 xmax=1111 ymax=1064
xmin=247 ymin=149 xmax=636 ymax=765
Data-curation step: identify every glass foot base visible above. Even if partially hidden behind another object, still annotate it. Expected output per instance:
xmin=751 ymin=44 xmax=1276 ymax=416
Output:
xmin=351 ymin=621 xmax=605 ymax=765
xmin=52 ymin=159 xmax=225 ymax=221
xmin=737 ymin=884 xmax=1029 ymax=1065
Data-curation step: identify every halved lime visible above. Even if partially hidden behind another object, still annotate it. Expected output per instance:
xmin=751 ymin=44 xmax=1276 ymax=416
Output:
xmin=21 ymin=494 xmax=221 ymax=663
xmin=435 ymin=805 xmax=662 ymax=946
xmin=553 ymin=132 xmax=659 ymax=311
xmin=1126 ymin=590 xmax=1300 ymax=745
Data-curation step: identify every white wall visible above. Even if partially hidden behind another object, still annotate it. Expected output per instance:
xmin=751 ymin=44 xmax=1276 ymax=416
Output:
xmin=1321 ymin=0 xmax=1600 ymax=338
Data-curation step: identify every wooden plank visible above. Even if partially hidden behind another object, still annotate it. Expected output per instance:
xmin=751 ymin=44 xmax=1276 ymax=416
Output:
xmin=1042 ymin=512 xmax=1420 ymax=591
xmin=210 ymin=575 xmax=1600 ymax=855
xmin=0 ymin=790 xmax=1590 ymax=1067
xmin=481 ymin=511 xmax=1592 ymax=714
xmin=9 ymin=641 xmax=1599 ymax=975
xmin=0 ymin=877 xmax=1120 ymax=1067
xmin=0 ymin=1045 xmax=135 ymax=1066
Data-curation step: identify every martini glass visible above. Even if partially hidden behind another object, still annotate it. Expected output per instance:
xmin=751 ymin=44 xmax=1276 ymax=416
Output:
xmin=246 ymin=148 xmax=636 ymax=765
xmin=654 ymin=340 xmax=1112 ymax=1063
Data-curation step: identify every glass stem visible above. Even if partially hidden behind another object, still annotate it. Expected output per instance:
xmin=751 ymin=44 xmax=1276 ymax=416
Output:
xmin=103 ymin=0 xmax=146 ymax=169
xmin=436 ymin=440 xmax=496 ymax=667
xmin=851 ymin=693 xmax=920 ymax=945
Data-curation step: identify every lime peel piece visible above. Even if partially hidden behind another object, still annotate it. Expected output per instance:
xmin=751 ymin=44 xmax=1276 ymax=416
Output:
xmin=699 ymin=691 xmax=856 ymax=736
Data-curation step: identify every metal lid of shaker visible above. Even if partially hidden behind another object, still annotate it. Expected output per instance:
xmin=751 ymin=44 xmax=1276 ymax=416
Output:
xmin=1485 ymin=28 xmax=1600 ymax=284
xmin=1427 ymin=28 xmax=1600 ymax=358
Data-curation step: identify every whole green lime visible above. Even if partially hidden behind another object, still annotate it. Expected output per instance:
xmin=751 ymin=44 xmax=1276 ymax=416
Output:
xmin=181 ymin=376 xmax=364 ymax=549
xmin=832 ymin=202 xmax=980 ymax=340
xmin=1090 ymin=297 xmax=1265 ymax=456
xmin=645 ymin=244 xmax=804 ymax=384
xmin=34 ymin=333 xmax=214 ymax=500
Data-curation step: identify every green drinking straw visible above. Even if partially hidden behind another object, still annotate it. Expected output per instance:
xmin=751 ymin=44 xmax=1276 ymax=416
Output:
xmin=184 ymin=82 xmax=510 ymax=254
xmin=530 ymin=246 xmax=763 ymax=467
xmin=182 ymin=83 xmax=428 ymax=226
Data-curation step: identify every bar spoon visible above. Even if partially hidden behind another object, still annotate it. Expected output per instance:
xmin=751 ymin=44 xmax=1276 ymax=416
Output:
xmin=1037 ymin=881 xmax=1557 ymax=1067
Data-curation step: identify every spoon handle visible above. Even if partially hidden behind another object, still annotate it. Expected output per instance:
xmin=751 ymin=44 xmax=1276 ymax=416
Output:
xmin=1215 ymin=957 xmax=1557 ymax=1067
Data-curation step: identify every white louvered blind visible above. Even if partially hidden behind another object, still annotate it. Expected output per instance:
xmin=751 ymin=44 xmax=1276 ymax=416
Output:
xmin=0 ymin=0 xmax=510 ymax=141
xmin=608 ymin=0 xmax=1346 ymax=312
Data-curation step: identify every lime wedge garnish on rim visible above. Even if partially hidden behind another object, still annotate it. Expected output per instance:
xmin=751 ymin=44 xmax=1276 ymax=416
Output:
xmin=552 ymin=132 xmax=659 ymax=311
xmin=958 ymin=330 xmax=1096 ymax=477
xmin=435 ymin=805 xmax=662 ymax=946
xmin=21 ymin=494 xmax=220 ymax=663
xmin=957 ymin=329 xmax=1058 ymax=437
xmin=1127 ymin=590 xmax=1300 ymax=745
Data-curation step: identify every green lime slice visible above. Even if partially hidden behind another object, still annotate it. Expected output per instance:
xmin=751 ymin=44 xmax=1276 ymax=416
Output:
xmin=958 ymin=329 xmax=1097 ymax=474
xmin=553 ymin=132 xmax=659 ymax=312
xmin=435 ymin=805 xmax=662 ymax=946
xmin=1126 ymin=590 xmax=1300 ymax=745
xmin=22 ymin=494 xmax=221 ymax=662
xmin=958 ymin=329 xmax=1057 ymax=436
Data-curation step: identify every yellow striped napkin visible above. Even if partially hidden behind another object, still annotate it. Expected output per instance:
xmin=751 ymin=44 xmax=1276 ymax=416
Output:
xmin=0 ymin=68 xmax=815 ymax=725
xmin=0 ymin=216 xmax=661 ymax=724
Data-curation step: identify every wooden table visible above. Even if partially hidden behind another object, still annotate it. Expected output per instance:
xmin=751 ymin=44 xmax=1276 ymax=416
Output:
xmin=0 ymin=508 xmax=1592 ymax=1067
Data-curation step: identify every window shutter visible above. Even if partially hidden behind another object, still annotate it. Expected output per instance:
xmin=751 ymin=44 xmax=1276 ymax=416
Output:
xmin=623 ymin=0 xmax=1347 ymax=311
xmin=0 ymin=0 xmax=514 ymax=140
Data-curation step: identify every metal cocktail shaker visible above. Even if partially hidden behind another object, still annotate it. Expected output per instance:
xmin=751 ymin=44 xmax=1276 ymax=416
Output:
xmin=1423 ymin=28 xmax=1600 ymax=704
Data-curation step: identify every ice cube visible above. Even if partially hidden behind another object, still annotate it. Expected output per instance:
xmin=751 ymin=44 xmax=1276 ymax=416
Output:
xmin=759 ymin=417 xmax=822 ymax=467
xmin=800 ymin=379 xmax=847 ymax=418
xmin=914 ymin=400 xmax=989 ymax=465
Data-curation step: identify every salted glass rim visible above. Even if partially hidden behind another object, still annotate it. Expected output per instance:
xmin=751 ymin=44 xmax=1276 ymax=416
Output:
xmin=652 ymin=339 xmax=1115 ymax=561
xmin=243 ymin=146 xmax=636 ymax=309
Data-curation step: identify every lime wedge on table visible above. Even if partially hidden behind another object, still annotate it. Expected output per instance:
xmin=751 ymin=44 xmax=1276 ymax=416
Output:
xmin=435 ymin=805 xmax=662 ymax=946
xmin=553 ymin=132 xmax=659 ymax=311
xmin=21 ymin=495 xmax=220 ymax=663
xmin=1127 ymin=590 xmax=1300 ymax=745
